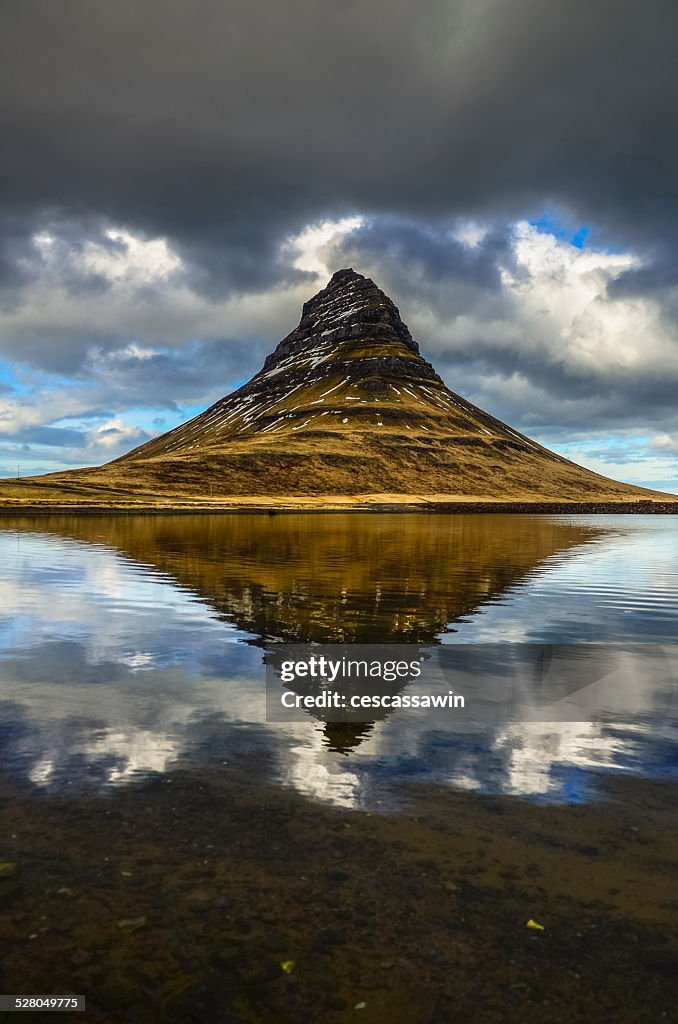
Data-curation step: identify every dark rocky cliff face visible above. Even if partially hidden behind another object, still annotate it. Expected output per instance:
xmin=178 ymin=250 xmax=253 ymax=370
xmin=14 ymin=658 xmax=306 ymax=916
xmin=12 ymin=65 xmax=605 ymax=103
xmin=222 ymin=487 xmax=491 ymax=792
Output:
xmin=263 ymin=267 xmax=428 ymax=370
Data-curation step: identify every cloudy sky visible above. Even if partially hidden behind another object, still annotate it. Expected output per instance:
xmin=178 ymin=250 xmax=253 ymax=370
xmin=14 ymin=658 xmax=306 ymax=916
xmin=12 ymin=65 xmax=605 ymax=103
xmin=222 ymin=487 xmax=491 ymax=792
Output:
xmin=1 ymin=0 xmax=677 ymax=490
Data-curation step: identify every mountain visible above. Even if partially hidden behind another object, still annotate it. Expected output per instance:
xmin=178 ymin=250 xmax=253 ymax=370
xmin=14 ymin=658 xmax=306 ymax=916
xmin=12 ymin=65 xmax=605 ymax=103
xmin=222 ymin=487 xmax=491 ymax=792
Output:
xmin=5 ymin=268 xmax=674 ymax=507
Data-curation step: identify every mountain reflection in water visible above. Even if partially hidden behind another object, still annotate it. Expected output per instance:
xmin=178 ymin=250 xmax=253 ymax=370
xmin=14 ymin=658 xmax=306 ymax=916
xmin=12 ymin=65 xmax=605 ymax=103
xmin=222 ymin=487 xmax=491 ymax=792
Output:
xmin=1 ymin=513 xmax=677 ymax=805
xmin=1 ymin=513 xmax=605 ymax=643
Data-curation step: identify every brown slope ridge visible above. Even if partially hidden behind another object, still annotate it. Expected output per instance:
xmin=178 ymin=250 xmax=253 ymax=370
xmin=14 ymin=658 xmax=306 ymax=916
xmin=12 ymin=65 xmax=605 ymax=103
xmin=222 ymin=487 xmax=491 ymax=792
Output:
xmin=2 ymin=268 xmax=676 ymax=511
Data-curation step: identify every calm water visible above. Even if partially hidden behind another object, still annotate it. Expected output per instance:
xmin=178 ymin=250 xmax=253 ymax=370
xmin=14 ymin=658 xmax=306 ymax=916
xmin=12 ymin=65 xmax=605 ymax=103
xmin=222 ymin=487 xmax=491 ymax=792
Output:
xmin=1 ymin=513 xmax=677 ymax=807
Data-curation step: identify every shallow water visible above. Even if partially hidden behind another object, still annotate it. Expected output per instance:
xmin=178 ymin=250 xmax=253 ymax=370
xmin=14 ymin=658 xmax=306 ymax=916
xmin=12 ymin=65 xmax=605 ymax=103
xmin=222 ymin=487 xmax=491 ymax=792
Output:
xmin=1 ymin=513 xmax=677 ymax=807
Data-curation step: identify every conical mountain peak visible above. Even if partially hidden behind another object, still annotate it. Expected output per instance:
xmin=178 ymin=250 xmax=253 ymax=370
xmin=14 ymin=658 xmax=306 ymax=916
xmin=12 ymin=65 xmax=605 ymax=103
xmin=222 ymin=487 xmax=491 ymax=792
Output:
xmin=301 ymin=267 xmax=397 ymax=322
xmin=284 ymin=268 xmax=421 ymax=370
xmin=103 ymin=271 xmax=663 ymax=504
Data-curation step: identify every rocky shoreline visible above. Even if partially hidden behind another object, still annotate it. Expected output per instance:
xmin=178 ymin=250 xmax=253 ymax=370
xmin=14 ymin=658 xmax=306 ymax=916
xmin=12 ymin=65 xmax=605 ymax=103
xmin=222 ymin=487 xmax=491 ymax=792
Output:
xmin=0 ymin=499 xmax=677 ymax=516
xmin=1 ymin=769 xmax=677 ymax=1023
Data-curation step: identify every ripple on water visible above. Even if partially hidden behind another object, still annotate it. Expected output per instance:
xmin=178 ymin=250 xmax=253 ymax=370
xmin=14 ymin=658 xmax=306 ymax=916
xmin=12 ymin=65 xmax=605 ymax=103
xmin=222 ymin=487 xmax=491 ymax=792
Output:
xmin=0 ymin=513 xmax=676 ymax=807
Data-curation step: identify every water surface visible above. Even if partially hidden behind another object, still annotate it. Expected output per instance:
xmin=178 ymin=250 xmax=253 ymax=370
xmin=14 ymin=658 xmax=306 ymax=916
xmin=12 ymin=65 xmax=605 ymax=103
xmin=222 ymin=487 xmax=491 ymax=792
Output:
xmin=1 ymin=513 xmax=677 ymax=808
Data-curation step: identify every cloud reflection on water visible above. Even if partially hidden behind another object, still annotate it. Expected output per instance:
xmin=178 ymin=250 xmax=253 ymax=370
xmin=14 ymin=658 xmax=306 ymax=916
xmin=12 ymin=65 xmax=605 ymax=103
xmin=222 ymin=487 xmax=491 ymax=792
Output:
xmin=0 ymin=514 xmax=676 ymax=808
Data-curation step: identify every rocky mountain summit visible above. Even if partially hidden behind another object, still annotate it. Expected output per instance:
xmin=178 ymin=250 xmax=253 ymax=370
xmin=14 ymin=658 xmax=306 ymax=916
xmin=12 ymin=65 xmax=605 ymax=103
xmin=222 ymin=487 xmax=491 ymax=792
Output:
xmin=12 ymin=268 xmax=670 ymax=506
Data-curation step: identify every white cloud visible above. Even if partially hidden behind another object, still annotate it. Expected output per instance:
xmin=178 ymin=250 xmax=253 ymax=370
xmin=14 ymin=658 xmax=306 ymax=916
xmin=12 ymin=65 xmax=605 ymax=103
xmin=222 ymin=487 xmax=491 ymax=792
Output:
xmin=0 ymin=388 xmax=98 ymax=435
xmin=453 ymin=220 xmax=489 ymax=248
xmin=563 ymin=449 xmax=677 ymax=489
xmin=282 ymin=216 xmax=364 ymax=276
xmin=414 ymin=220 xmax=677 ymax=382
xmin=506 ymin=222 xmax=671 ymax=374
xmin=87 ymin=418 xmax=146 ymax=451
xmin=33 ymin=227 xmax=182 ymax=286
xmin=651 ymin=433 xmax=678 ymax=453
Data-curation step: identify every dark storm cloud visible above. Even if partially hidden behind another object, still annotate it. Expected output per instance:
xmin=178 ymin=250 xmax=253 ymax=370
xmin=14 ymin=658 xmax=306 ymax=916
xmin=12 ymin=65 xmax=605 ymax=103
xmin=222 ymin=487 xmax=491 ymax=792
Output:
xmin=85 ymin=339 xmax=271 ymax=408
xmin=325 ymin=217 xmax=515 ymax=314
xmin=331 ymin=218 xmax=511 ymax=284
xmin=434 ymin=331 xmax=678 ymax=438
xmin=1 ymin=0 xmax=677 ymax=291
xmin=465 ymin=369 xmax=678 ymax=438
xmin=607 ymin=254 xmax=678 ymax=328
xmin=0 ymin=214 xmax=122 ymax=297
xmin=0 ymin=217 xmax=37 ymax=292
xmin=6 ymin=426 xmax=86 ymax=448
